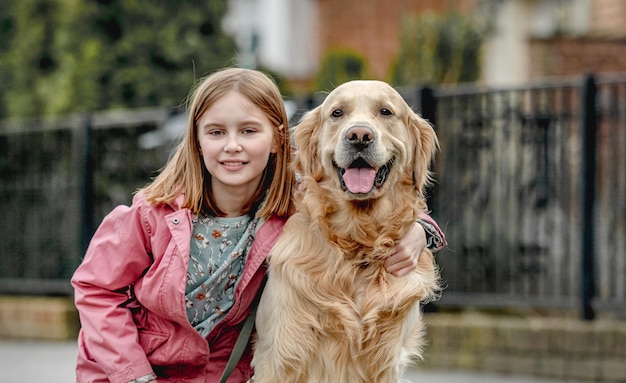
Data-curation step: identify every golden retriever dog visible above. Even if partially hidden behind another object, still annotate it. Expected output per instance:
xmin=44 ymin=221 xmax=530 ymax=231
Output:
xmin=252 ymin=80 xmax=441 ymax=383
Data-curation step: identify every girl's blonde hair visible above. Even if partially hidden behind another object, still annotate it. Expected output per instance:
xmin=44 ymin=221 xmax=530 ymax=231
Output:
xmin=142 ymin=67 xmax=295 ymax=219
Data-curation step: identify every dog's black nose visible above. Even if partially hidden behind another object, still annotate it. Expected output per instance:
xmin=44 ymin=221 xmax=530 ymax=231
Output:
xmin=345 ymin=126 xmax=375 ymax=150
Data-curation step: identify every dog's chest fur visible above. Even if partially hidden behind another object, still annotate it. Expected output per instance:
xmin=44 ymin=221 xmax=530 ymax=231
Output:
xmin=263 ymin=207 xmax=428 ymax=382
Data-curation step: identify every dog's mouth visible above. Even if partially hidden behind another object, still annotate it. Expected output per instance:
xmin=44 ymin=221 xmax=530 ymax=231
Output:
xmin=334 ymin=157 xmax=392 ymax=195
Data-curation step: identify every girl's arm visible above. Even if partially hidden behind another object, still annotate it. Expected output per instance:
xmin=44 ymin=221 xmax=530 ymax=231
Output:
xmin=384 ymin=213 xmax=446 ymax=277
xmin=71 ymin=196 xmax=156 ymax=383
xmin=416 ymin=213 xmax=447 ymax=252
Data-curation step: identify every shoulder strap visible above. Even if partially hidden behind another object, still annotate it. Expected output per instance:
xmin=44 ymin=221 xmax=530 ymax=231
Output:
xmin=218 ymin=276 xmax=267 ymax=383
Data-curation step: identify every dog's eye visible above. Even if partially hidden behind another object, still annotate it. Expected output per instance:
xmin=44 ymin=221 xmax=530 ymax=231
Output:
xmin=380 ymin=108 xmax=393 ymax=116
xmin=331 ymin=109 xmax=344 ymax=118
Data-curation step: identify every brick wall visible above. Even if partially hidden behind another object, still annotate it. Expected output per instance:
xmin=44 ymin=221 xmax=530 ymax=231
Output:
xmin=421 ymin=312 xmax=626 ymax=382
xmin=0 ymin=296 xmax=79 ymax=341
xmin=528 ymin=38 xmax=626 ymax=79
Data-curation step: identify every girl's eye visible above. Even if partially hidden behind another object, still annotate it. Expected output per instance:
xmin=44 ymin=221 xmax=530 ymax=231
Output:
xmin=380 ymin=108 xmax=393 ymax=116
xmin=208 ymin=130 xmax=225 ymax=136
xmin=331 ymin=109 xmax=343 ymax=118
xmin=242 ymin=128 xmax=256 ymax=134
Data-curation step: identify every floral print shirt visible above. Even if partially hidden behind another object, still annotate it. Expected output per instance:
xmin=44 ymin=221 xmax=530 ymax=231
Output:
xmin=185 ymin=214 xmax=259 ymax=337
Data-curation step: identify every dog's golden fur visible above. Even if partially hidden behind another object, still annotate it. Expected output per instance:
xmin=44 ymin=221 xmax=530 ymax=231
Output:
xmin=252 ymin=80 xmax=441 ymax=383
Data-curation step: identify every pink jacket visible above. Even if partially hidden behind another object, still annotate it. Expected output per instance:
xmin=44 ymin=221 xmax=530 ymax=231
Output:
xmin=71 ymin=192 xmax=286 ymax=383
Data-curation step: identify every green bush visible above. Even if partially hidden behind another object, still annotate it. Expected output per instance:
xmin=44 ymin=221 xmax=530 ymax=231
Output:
xmin=391 ymin=12 xmax=486 ymax=86
xmin=314 ymin=49 xmax=368 ymax=92
xmin=0 ymin=0 xmax=236 ymax=118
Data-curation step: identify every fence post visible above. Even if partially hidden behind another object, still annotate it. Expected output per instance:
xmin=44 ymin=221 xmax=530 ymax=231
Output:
xmin=419 ymin=86 xmax=437 ymax=127
xmin=419 ymin=86 xmax=440 ymax=313
xmin=79 ymin=114 xmax=94 ymax=257
xmin=581 ymin=75 xmax=597 ymax=321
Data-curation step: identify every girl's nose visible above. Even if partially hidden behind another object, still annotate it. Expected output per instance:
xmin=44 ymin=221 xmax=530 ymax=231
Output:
xmin=224 ymin=136 xmax=242 ymax=152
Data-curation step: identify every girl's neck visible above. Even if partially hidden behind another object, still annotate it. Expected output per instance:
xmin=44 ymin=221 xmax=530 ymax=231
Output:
xmin=212 ymin=185 xmax=255 ymax=218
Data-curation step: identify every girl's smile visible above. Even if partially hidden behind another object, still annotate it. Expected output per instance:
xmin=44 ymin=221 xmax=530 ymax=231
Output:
xmin=221 ymin=161 xmax=246 ymax=171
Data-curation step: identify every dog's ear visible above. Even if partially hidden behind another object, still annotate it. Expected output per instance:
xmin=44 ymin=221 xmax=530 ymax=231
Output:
xmin=293 ymin=106 xmax=322 ymax=177
xmin=409 ymin=111 xmax=439 ymax=194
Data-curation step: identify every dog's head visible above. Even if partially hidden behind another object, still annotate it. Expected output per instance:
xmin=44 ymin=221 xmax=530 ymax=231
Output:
xmin=294 ymin=80 xmax=438 ymax=201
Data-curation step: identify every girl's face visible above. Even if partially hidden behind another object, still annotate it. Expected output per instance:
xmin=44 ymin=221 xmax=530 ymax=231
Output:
xmin=197 ymin=91 xmax=278 ymax=210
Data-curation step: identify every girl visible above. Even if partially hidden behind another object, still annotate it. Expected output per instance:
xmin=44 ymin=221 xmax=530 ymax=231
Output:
xmin=71 ymin=68 xmax=445 ymax=383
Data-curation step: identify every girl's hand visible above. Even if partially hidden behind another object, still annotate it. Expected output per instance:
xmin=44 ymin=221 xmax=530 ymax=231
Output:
xmin=384 ymin=222 xmax=426 ymax=277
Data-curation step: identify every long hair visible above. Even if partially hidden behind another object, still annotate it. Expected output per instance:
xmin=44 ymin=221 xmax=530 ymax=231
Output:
xmin=141 ymin=67 xmax=296 ymax=219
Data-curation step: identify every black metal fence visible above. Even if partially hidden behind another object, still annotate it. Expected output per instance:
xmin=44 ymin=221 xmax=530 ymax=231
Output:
xmin=0 ymin=108 xmax=173 ymax=294
xmin=397 ymin=74 xmax=626 ymax=318
xmin=1 ymin=74 xmax=624 ymax=319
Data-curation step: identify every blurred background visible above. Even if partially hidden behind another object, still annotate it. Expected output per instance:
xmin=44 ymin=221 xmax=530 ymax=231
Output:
xmin=0 ymin=0 xmax=625 ymax=382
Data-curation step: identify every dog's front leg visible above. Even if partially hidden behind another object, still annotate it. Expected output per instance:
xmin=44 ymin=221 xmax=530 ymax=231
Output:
xmin=252 ymin=265 xmax=320 ymax=383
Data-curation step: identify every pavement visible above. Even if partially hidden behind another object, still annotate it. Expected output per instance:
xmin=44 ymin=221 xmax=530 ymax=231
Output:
xmin=0 ymin=339 xmax=584 ymax=383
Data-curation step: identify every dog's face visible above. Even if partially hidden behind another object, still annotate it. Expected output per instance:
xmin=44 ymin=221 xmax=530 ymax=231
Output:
xmin=294 ymin=80 xmax=438 ymax=201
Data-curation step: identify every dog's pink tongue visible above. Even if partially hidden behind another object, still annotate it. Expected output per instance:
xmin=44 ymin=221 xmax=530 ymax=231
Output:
xmin=343 ymin=168 xmax=376 ymax=193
